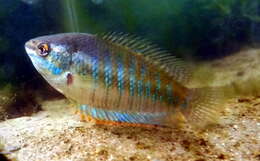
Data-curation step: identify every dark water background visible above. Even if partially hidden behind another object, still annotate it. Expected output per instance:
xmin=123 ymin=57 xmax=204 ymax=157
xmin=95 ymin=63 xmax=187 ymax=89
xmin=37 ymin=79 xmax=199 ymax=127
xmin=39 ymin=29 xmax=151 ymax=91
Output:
xmin=0 ymin=0 xmax=260 ymax=112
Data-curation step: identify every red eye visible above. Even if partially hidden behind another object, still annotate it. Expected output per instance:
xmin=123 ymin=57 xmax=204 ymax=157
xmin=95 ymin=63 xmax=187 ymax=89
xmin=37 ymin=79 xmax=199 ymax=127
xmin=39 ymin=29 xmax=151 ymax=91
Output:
xmin=37 ymin=43 xmax=50 ymax=57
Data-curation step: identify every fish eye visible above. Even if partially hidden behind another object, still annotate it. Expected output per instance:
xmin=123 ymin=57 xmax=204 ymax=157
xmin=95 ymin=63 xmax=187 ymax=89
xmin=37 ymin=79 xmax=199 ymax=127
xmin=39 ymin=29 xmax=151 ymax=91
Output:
xmin=37 ymin=43 xmax=50 ymax=57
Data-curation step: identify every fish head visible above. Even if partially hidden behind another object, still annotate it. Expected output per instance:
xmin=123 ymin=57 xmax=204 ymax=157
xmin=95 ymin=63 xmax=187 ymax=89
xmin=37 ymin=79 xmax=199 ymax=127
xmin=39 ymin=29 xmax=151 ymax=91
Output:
xmin=25 ymin=33 xmax=97 ymax=95
xmin=24 ymin=33 xmax=82 ymax=94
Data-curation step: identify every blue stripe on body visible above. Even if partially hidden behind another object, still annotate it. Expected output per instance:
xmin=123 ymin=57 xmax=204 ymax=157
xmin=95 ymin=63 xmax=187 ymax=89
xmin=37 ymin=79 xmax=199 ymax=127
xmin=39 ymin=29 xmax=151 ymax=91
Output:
xmin=145 ymin=82 xmax=151 ymax=98
xmin=49 ymin=64 xmax=63 ymax=75
xmin=153 ymin=75 xmax=161 ymax=101
xmin=129 ymin=75 xmax=135 ymax=96
xmin=140 ymin=65 xmax=146 ymax=78
xmin=80 ymin=105 xmax=87 ymax=111
xmin=136 ymin=65 xmax=146 ymax=97
xmin=91 ymin=108 xmax=98 ymax=118
xmin=107 ymin=111 xmax=118 ymax=121
xmin=71 ymin=53 xmax=89 ymax=75
xmin=51 ymin=52 xmax=59 ymax=61
xmin=29 ymin=53 xmax=63 ymax=75
xmin=91 ymin=57 xmax=99 ymax=81
xmin=104 ymin=56 xmax=113 ymax=87
xmin=117 ymin=61 xmax=124 ymax=92
xmin=137 ymin=80 xmax=143 ymax=96
xmin=129 ymin=59 xmax=136 ymax=96
xmin=78 ymin=104 xmax=166 ymax=125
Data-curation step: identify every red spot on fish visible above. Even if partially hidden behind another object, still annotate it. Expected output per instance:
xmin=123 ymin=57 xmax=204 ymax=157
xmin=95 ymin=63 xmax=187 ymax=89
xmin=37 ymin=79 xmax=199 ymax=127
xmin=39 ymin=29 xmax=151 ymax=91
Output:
xmin=67 ymin=73 xmax=73 ymax=85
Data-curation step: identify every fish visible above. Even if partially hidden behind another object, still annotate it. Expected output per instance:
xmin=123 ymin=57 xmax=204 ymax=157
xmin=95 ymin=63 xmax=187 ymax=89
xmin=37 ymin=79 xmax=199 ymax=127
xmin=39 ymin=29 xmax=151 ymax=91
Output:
xmin=24 ymin=32 xmax=228 ymax=128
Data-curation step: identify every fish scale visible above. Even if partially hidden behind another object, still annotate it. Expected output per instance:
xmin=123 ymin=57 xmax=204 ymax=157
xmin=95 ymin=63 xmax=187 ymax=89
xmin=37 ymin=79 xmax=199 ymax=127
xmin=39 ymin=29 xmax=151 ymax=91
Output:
xmin=25 ymin=32 xmax=229 ymax=128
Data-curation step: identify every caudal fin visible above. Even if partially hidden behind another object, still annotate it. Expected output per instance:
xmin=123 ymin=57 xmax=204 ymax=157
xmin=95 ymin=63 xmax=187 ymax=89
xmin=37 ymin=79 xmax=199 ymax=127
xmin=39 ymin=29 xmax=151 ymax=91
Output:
xmin=180 ymin=86 xmax=233 ymax=128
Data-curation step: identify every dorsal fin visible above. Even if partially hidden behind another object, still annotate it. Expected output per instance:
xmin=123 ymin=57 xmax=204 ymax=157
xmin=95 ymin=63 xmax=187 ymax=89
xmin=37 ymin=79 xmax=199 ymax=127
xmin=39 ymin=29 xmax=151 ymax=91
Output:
xmin=97 ymin=32 xmax=191 ymax=85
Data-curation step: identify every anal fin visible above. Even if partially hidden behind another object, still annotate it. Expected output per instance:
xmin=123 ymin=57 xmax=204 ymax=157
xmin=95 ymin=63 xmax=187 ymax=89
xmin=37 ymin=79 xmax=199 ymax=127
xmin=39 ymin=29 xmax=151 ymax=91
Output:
xmin=79 ymin=109 xmax=156 ymax=128
xmin=78 ymin=104 xmax=166 ymax=127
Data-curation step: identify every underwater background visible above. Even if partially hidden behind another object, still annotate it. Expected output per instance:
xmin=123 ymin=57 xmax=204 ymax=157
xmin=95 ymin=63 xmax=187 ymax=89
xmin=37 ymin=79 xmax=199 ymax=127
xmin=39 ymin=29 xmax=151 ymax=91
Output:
xmin=1 ymin=0 xmax=260 ymax=89
xmin=0 ymin=0 xmax=259 ymax=161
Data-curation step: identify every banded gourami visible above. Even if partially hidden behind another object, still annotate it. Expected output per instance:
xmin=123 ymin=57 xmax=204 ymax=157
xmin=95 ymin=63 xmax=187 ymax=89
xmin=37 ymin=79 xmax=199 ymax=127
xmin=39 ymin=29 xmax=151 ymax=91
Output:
xmin=25 ymin=33 xmax=228 ymax=128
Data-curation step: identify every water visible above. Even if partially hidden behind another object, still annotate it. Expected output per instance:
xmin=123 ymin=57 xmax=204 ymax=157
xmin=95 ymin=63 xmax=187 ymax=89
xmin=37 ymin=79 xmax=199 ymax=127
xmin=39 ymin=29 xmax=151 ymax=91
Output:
xmin=64 ymin=0 xmax=79 ymax=32
xmin=0 ymin=0 xmax=260 ymax=160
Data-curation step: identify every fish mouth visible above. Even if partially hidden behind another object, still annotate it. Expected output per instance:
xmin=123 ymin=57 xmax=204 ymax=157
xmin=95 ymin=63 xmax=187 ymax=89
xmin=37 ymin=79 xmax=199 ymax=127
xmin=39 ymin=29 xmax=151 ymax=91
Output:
xmin=25 ymin=40 xmax=35 ymax=50
xmin=25 ymin=39 xmax=39 ymax=56
xmin=25 ymin=40 xmax=42 ymax=71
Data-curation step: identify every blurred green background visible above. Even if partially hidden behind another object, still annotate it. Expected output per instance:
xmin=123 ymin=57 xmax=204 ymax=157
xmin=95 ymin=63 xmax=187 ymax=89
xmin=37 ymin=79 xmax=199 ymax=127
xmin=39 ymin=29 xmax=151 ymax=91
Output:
xmin=62 ymin=0 xmax=260 ymax=60
xmin=0 ymin=0 xmax=259 ymax=92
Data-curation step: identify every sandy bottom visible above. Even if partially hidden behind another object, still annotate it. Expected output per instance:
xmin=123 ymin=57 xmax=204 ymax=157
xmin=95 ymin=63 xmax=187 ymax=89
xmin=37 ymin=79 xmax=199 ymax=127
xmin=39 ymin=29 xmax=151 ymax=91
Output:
xmin=0 ymin=49 xmax=260 ymax=161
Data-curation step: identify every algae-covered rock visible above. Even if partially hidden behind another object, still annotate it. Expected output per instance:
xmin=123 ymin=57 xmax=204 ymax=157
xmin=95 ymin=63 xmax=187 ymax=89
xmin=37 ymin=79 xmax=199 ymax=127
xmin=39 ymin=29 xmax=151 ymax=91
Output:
xmin=0 ymin=83 xmax=44 ymax=121
xmin=0 ymin=84 xmax=15 ymax=121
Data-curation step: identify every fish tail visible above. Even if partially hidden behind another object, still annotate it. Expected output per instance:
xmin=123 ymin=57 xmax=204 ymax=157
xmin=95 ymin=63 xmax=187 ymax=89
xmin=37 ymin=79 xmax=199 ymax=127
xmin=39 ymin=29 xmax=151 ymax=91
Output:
xmin=178 ymin=86 xmax=233 ymax=128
